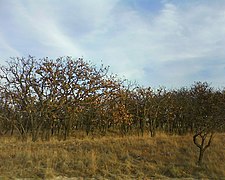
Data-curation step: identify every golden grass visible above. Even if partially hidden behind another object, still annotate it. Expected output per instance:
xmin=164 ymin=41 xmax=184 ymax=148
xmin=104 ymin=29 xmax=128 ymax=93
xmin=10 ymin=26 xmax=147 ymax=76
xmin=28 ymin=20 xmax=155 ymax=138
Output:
xmin=0 ymin=133 xmax=224 ymax=179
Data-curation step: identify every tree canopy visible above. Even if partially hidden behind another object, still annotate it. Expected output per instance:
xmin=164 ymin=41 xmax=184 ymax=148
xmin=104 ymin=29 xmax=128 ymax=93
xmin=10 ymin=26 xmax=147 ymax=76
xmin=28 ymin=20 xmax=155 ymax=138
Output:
xmin=0 ymin=56 xmax=224 ymax=143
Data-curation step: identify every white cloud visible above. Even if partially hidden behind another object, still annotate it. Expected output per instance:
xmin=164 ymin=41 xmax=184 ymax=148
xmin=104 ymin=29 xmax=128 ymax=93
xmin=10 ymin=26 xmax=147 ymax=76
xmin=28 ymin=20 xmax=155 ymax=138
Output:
xmin=84 ymin=1 xmax=225 ymax=86
xmin=0 ymin=0 xmax=225 ymax=87
xmin=12 ymin=1 xmax=86 ymax=57
xmin=79 ymin=1 xmax=225 ymax=85
xmin=0 ymin=33 xmax=21 ymax=62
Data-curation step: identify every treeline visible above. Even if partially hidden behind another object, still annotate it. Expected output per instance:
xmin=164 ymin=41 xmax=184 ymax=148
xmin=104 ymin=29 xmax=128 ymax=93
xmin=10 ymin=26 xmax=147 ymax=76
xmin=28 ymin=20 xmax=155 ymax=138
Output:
xmin=0 ymin=56 xmax=224 ymax=142
xmin=0 ymin=56 xmax=225 ymax=164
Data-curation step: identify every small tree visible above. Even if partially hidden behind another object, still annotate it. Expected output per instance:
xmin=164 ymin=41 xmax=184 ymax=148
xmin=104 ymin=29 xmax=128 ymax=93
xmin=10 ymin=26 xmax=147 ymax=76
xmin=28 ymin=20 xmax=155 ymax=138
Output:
xmin=193 ymin=128 xmax=214 ymax=165
xmin=190 ymin=82 xmax=225 ymax=165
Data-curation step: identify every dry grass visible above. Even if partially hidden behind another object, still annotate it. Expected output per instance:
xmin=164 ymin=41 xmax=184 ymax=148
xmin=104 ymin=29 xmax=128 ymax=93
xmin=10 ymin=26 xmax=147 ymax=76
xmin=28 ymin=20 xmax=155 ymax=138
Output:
xmin=0 ymin=133 xmax=224 ymax=179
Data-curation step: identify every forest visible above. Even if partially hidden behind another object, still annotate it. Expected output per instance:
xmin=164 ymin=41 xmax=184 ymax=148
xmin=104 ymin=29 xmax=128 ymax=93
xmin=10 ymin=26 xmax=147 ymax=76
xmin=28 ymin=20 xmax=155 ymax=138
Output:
xmin=0 ymin=56 xmax=224 ymax=173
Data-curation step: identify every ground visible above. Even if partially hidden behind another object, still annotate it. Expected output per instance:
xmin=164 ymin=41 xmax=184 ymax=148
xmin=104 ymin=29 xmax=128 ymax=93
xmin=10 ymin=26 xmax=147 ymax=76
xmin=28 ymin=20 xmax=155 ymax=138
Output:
xmin=0 ymin=133 xmax=224 ymax=179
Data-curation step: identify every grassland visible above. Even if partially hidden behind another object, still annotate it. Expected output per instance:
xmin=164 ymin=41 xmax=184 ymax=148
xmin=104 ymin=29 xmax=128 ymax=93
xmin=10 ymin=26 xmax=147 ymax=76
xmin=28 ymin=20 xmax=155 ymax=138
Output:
xmin=0 ymin=133 xmax=224 ymax=179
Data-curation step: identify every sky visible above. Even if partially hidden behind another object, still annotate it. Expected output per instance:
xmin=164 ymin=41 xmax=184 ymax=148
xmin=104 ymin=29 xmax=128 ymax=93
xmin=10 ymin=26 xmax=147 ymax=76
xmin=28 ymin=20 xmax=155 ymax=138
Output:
xmin=0 ymin=0 xmax=225 ymax=88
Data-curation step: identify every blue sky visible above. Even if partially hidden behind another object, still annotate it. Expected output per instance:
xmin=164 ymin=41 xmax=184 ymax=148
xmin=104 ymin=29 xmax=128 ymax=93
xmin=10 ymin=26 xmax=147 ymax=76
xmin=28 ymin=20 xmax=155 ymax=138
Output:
xmin=0 ymin=0 xmax=225 ymax=88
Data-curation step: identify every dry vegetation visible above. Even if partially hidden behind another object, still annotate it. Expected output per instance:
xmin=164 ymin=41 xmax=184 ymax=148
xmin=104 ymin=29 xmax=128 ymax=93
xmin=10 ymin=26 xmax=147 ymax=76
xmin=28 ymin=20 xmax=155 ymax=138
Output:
xmin=0 ymin=133 xmax=224 ymax=179
xmin=0 ymin=57 xmax=224 ymax=179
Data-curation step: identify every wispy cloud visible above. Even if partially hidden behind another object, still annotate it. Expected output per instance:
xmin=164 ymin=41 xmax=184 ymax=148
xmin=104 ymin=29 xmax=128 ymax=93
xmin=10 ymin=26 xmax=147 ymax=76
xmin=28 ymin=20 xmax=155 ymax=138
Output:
xmin=0 ymin=33 xmax=21 ymax=62
xmin=0 ymin=0 xmax=225 ymax=87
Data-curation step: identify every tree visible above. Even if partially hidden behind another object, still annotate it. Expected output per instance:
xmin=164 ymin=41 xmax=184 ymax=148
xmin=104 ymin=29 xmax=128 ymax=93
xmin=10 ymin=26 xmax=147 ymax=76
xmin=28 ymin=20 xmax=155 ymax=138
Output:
xmin=190 ymin=82 xmax=225 ymax=165
xmin=0 ymin=56 xmax=124 ymax=140
xmin=0 ymin=56 xmax=38 ymax=140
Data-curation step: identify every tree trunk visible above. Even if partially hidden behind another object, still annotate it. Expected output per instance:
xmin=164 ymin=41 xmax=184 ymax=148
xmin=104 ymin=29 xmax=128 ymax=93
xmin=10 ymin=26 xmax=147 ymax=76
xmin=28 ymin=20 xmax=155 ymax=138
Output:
xmin=193 ymin=131 xmax=214 ymax=166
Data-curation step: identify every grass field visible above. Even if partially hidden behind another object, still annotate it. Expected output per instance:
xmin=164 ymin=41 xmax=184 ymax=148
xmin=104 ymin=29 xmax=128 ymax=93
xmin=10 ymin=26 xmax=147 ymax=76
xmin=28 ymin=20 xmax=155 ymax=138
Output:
xmin=0 ymin=133 xmax=224 ymax=179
